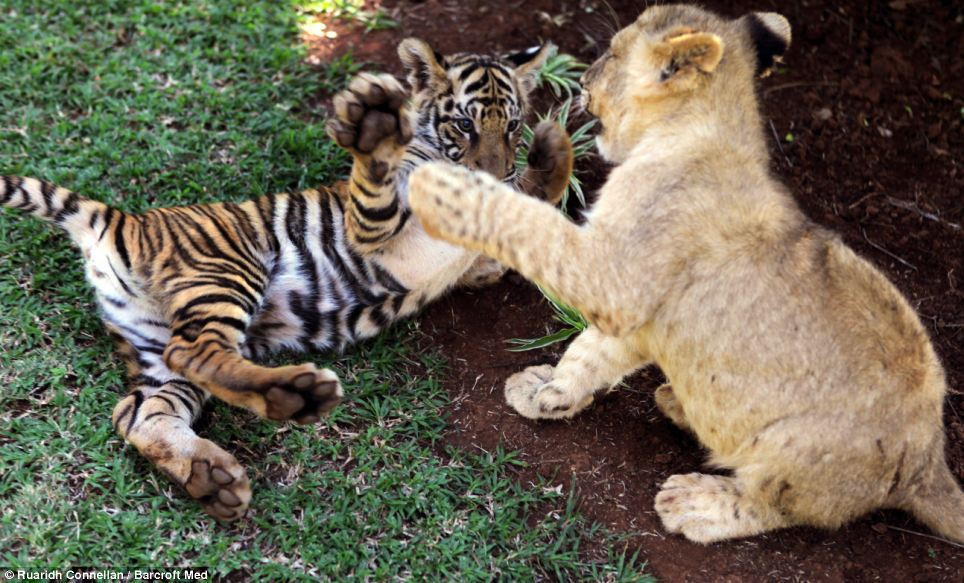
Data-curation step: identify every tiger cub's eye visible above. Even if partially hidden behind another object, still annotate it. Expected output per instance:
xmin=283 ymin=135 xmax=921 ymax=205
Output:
xmin=455 ymin=118 xmax=474 ymax=133
xmin=506 ymin=119 xmax=520 ymax=133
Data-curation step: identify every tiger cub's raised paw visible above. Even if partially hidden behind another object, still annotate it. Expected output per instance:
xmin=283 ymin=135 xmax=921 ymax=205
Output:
xmin=521 ymin=120 xmax=574 ymax=205
xmin=261 ymin=364 xmax=343 ymax=424
xmin=327 ymin=73 xmax=411 ymax=170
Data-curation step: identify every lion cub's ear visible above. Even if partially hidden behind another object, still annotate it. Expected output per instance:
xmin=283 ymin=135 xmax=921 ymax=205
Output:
xmin=654 ymin=29 xmax=725 ymax=84
xmin=398 ymin=38 xmax=449 ymax=94
xmin=743 ymin=12 xmax=792 ymax=77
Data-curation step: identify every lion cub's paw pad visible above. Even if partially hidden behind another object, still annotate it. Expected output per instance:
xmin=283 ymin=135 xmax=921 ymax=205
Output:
xmin=184 ymin=443 xmax=252 ymax=522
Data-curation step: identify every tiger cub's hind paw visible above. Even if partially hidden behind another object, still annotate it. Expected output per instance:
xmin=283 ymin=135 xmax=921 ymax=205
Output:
xmin=175 ymin=439 xmax=251 ymax=522
xmin=261 ymin=364 xmax=343 ymax=424
xmin=327 ymin=73 xmax=411 ymax=160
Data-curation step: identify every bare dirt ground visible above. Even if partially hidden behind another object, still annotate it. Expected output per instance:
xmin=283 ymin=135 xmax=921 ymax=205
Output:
xmin=305 ymin=1 xmax=964 ymax=580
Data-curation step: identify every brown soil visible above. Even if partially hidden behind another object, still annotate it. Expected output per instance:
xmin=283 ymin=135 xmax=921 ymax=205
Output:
xmin=305 ymin=1 xmax=964 ymax=580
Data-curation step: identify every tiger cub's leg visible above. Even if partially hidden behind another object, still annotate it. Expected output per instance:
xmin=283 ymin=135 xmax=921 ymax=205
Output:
xmin=518 ymin=120 xmax=574 ymax=205
xmin=112 ymin=375 xmax=251 ymax=521
xmin=162 ymin=285 xmax=342 ymax=424
xmin=326 ymin=73 xmax=412 ymax=254
xmin=505 ymin=327 xmax=647 ymax=419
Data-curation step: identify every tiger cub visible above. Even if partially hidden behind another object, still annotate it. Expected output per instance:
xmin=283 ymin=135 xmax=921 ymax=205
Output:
xmin=0 ymin=38 xmax=573 ymax=520
xmin=408 ymin=7 xmax=963 ymax=544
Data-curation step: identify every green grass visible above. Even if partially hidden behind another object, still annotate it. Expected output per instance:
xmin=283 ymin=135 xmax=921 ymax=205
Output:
xmin=0 ymin=1 xmax=649 ymax=580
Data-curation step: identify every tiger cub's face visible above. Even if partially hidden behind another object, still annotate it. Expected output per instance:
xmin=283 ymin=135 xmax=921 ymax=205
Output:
xmin=580 ymin=4 xmax=791 ymax=163
xmin=398 ymin=39 xmax=551 ymax=181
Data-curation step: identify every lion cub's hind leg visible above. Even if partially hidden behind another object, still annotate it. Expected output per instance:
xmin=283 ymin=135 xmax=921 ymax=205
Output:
xmin=505 ymin=327 xmax=646 ymax=419
xmin=655 ymin=473 xmax=791 ymax=543
xmin=654 ymin=384 xmax=691 ymax=432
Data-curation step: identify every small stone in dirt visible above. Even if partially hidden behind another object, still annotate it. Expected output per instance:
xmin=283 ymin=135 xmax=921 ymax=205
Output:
xmin=871 ymin=523 xmax=889 ymax=534
xmin=877 ymin=126 xmax=894 ymax=138
xmin=814 ymin=108 xmax=833 ymax=121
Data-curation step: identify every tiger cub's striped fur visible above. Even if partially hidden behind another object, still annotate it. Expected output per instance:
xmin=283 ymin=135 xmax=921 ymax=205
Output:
xmin=0 ymin=38 xmax=573 ymax=520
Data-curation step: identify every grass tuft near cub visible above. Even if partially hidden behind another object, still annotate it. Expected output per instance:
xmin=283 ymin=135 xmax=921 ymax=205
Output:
xmin=408 ymin=4 xmax=964 ymax=544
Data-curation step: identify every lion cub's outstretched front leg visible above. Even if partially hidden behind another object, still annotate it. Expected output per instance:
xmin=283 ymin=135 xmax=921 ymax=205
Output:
xmin=505 ymin=327 xmax=646 ymax=419
xmin=457 ymin=121 xmax=574 ymax=287
xmin=409 ymin=163 xmax=634 ymax=336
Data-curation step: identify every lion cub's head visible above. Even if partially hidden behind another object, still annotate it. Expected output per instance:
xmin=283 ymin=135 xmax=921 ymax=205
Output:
xmin=581 ymin=4 xmax=792 ymax=163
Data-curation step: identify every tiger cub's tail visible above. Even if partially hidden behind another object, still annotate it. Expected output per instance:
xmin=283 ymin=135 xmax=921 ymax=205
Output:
xmin=1 ymin=176 xmax=111 ymax=245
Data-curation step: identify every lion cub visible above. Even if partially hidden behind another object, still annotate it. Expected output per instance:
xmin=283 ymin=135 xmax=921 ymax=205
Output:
xmin=406 ymin=5 xmax=964 ymax=544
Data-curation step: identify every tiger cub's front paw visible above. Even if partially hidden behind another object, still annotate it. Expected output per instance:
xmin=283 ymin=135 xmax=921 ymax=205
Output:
xmin=327 ymin=73 xmax=411 ymax=168
xmin=522 ymin=120 xmax=574 ymax=205
xmin=504 ymin=364 xmax=594 ymax=420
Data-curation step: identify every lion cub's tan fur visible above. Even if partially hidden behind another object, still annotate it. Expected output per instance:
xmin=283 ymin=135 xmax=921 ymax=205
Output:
xmin=408 ymin=4 xmax=963 ymax=544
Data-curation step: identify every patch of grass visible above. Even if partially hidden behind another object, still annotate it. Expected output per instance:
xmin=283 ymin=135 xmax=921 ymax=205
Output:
xmin=298 ymin=0 xmax=398 ymax=32
xmin=0 ymin=1 xmax=647 ymax=580
xmin=506 ymin=289 xmax=588 ymax=352
xmin=537 ymin=49 xmax=587 ymax=99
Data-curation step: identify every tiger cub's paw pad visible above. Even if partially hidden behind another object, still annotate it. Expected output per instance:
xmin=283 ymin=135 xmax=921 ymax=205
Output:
xmin=525 ymin=121 xmax=574 ymax=204
xmin=328 ymin=73 xmax=411 ymax=155
xmin=504 ymin=364 xmax=591 ymax=420
xmin=184 ymin=442 xmax=251 ymax=522
xmin=263 ymin=365 xmax=343 ymax=423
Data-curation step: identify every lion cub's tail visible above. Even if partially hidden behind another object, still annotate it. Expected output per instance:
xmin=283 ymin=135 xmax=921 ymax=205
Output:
xmin=906 ymin=457 xmax=964 ymax=544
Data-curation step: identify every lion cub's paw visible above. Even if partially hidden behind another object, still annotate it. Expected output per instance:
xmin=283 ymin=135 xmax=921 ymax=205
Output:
xmin=523 ymin=120 xmax=574 ymax=205
xmin=504 ymin=364 xmax=593 ymax=420
xmin=409 ymin=162 xmax=475 ymax=241
xmin=655 ymin=473 xmax=762 ymax=544
xmin=327 ymin=73 xmax=411 ymax=158
xmin=458 ymin=255 xmax=507 ymax=288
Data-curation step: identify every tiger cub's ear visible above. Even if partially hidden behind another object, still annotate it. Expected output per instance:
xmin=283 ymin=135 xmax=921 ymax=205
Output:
xmin=742 ymin=12 xmax=791 ymax=77
xmin=504 ymin=43 xmax=554 ymax=95
xmin=398 ymin=38 xmax=449 ymax=94
xmin=653 ymin=29 xmax=725 ymax=84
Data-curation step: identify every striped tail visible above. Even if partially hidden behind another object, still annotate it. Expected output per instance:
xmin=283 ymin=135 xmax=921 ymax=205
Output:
xmin=1 ymin=175 xmax=110 ymax=244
